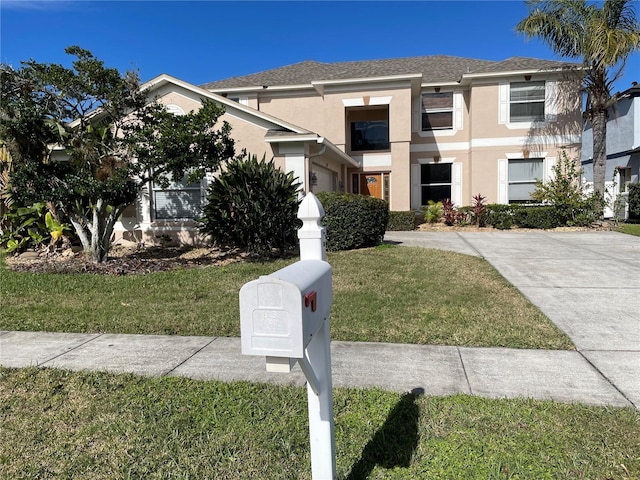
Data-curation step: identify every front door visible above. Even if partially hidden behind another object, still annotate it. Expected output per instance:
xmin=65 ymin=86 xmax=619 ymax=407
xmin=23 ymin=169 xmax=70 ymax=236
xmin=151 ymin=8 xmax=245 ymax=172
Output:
xmin=360 ymin=173 xmax=382 ymax=199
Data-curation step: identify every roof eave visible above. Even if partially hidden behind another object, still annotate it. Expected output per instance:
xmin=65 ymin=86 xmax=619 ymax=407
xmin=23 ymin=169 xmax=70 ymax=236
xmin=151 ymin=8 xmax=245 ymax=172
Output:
xmin=312 ymin=73 xmax=423 ymax=95
xmin=265 ymin=132 xmax=359 ymax=168
xmin=459 ymin=66 xmax=584 ymax=84
xmin=141 ymin=74 xmax=311 ymax=134
xmin=420 ymin=81 xmax=464 ymax=88
xmin=207 ymin=84 xmax=315 ymax=94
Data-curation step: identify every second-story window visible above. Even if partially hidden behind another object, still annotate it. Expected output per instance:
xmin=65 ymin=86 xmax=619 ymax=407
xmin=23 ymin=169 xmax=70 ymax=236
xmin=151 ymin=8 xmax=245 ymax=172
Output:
xmin=510 ymin=81 xmax=545 ymax=123
xmin=422 ymin=92 xmax=453 ymax=130
xmin=348 ymin=106 xmax=390 ymax=152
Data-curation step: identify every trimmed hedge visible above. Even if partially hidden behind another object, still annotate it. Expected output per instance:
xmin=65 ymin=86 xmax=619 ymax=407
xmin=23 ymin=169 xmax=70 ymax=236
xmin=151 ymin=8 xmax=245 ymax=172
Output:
xmin=316 ymin=192 xmax=389 ymax=251
xmin=485 ymin=203 xmax=598 ymax=229
xmin=486 ymin=204 xmax=520 ymax=230
xmin=387 ymin=211 xmax=416 ymax=231
xmin=513 ymin=206 xmax=564 ymax=229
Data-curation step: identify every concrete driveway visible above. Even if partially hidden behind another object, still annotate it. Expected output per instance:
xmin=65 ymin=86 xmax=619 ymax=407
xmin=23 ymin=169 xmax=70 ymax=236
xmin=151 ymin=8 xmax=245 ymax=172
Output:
xmin=384 ymin=230 xmax=640 ymax=405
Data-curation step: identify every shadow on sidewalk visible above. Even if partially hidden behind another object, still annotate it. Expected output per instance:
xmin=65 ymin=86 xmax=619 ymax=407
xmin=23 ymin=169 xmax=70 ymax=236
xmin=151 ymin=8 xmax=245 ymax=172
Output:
xmin=345 ymin=387 xmax=424 ymax=480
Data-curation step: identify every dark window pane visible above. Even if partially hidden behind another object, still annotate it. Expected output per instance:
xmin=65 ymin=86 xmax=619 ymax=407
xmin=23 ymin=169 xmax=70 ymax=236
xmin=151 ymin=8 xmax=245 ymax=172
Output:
xmin=350 ymin=121 xmax=389 ymax=151
xmin=422 ymin=112 xmax=453 ymax=130
xmin=421 ymin=163 xmax=452 ymax=184
xmin=422 ymin=185 xmax=451 ymax=204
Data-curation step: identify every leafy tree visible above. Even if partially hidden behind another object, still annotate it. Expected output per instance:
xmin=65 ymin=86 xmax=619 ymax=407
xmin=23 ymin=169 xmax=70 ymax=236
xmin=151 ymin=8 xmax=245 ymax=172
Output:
xmin=0 ymin=46 xmax=235 ymax=262
xmin=516 ymin=0 xmax=640 ymax=202
xmin=531 ymin=151 xmax=602 ymax=225
xmin=200 ymin=153 xmax=301 ymax=255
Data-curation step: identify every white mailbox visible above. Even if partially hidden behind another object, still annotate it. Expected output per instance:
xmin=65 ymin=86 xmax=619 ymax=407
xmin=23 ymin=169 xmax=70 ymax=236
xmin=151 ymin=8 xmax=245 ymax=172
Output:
xmin=240 ymin=259 xmax=332 ymax=359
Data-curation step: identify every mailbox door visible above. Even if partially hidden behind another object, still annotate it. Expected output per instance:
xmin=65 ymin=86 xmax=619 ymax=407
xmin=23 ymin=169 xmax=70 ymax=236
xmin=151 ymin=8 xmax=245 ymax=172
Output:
xmin=240 ymin=279 xmax=304 ymax=358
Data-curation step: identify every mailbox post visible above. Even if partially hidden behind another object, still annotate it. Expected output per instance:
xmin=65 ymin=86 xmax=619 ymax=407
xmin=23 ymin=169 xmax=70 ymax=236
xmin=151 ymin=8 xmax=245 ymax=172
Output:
xmin=239 ymin=192 xmax=336 ymax=480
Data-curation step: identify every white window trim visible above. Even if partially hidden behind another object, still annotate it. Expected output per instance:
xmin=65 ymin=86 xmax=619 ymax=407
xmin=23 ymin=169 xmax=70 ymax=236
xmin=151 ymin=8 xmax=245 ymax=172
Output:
xmin=499 ymin=81 xmax=557 ymax=129
xmin=228 ymin=96 xmax=249 ymax=106
xmin=411 ymin=157 xmax=462 ymax=208
xmin=165 ymin=104 xmax=185 ymax=116
xmin=497 ymin=154 xmax=555 ymax=204
xmin=151 ymin=174 xmax=205 ymax=221
xmin=416 ymin=90 xmax=463 ymax=137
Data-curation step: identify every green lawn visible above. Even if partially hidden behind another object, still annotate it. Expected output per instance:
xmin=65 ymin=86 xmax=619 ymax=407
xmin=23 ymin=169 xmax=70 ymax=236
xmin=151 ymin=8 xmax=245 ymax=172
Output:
xmin=1 ymin=367 xmax=638 ymax=479
xmin=0 ymin=245 xmax=572 ymax=349
xmin=616 ymin=222 xmax=640 ymax=237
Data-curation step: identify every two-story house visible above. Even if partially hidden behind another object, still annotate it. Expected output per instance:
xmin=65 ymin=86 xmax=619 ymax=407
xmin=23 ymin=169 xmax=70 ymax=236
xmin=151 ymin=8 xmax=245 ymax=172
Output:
xmin=581 ymin=83 xmax=640 ymax=218
xmin=115 ymin=55 xmax=583 ymax=245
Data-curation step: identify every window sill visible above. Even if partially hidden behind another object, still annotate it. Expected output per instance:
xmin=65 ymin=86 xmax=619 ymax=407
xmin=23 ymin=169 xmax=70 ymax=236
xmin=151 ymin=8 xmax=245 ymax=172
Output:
xmin=504 ymin=117 xmax=556 ymax=130
xmin=417 ymin=129 xmax=458 ymax=137
xmin=151 ymin=219 xmax=199 ymax=227
xmin=350 ymin=149 xmax=391 ymax=154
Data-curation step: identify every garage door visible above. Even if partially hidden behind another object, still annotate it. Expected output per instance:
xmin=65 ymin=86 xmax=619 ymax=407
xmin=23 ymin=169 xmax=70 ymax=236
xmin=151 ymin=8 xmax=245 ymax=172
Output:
xmin=311 ymin=164 xmax=336 ymax=193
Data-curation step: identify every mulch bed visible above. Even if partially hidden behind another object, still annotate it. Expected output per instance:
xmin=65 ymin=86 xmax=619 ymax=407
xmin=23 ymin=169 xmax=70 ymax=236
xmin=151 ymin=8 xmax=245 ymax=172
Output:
xmin=5 ymin=245 xmax=248 ymax=275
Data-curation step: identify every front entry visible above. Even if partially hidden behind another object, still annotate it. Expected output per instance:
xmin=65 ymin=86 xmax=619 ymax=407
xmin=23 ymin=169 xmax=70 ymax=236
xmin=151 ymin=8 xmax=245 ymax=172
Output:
xmin=360 ymin=173 xmax=382 ymax=198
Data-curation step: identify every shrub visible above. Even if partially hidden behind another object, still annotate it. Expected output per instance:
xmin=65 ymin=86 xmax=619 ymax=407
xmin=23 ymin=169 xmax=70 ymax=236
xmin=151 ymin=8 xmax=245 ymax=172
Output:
xmin=199 ymin=154 xmax=300 ymax=255
xmin=387 ymin=211 xmax=416 ymax=231
xmin=441 ymin=198 xmax=465 ymax=226
xmin=513 ymin=206 xmax=564 ymax=229
xmin=486 ymin=204 xmax=515 ymax=230
xmin=316 ymin=192 xmax=389 ymax=251
xmin=456 ymin=206 xmax=474 ymax=225
xmin=0 ymin=202 xmax=48 ymax=253
xmin=629 ymin=183 xmax=640 ymax=220
xmin=471 ymin=193 xmax=488 ymax=227
xmin=531 ymin=151 xmax=601 ymax=223
xmin=422 ymin=201 xmax=443 ymax=223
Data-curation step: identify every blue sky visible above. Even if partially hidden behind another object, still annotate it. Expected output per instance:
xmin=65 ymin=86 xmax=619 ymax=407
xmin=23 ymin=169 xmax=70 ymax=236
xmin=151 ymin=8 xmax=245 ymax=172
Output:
xmin=1 ymin=0 xmax=638 ymax=93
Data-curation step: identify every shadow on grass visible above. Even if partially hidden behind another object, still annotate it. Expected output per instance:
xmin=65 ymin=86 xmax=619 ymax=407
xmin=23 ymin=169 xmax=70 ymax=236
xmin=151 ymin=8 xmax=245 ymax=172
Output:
xmin=345 ymin=387 xmax=424 ymax=480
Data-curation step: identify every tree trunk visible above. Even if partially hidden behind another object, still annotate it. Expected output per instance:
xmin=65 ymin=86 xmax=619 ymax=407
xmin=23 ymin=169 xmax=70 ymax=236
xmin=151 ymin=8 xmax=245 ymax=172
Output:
xmin=591 ymin=110 xmax=607 ymax=201
xmin=90 ymin=200 xmax=109 ymax=263
xmin=69 ymin=216 xmax=91 ymax=253
xmin=67 ymin=199 xmax=125 ymax=263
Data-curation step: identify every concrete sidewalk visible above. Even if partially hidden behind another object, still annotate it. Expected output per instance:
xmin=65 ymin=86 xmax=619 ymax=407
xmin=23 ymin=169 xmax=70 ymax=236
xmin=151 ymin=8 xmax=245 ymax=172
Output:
xmin=0 ymin=330 xmax=633 ymax=407
xmin=385 ymin=230 xmax=640 ymax=408
xmin=1 ymin=230 xmax=638 ymax=408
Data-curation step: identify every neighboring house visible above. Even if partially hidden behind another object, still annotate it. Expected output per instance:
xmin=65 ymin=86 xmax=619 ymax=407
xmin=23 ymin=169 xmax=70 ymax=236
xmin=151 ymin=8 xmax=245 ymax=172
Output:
xmin=581 ymin=83 xmax=640 ymax=218
xmin=114 ymin=55 xmax=583 ymax=245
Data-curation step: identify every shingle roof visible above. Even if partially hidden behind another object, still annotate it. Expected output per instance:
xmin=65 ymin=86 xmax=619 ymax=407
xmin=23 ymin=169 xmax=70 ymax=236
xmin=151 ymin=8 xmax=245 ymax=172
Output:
xmin=201 ymin=55 xmax=578 ymax=90
xmin=469 ymin=56 xmax=577 ymax=75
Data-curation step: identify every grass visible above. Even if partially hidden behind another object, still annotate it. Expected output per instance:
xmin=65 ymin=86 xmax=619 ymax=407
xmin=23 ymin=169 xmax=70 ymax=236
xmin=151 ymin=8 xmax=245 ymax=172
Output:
xmin=616 ymin=222 xmax=640 ymax=237
xmin=1 ymin=367 xmax=638 ymax=479
xmin=0 ymin=245 xmax=572 ymax=349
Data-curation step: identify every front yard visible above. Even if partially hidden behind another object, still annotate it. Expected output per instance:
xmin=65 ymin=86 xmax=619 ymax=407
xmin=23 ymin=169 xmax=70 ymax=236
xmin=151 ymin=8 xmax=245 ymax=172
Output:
xmin=2 ymin=244 xmax=638 ymax=479
xmin=0 ymin=245 xmax=571 ymax=349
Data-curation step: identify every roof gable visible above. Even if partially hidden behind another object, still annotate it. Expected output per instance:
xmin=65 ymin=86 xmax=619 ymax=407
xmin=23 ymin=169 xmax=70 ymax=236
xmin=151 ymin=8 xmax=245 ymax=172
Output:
xmin=142 ymin=74 xmax=311 ymax=134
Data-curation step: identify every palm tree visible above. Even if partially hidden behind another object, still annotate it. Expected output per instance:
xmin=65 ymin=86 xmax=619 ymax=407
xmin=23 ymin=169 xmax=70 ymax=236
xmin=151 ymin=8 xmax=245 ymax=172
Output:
xmin=516 ymin=0 xmax=640 ymax=203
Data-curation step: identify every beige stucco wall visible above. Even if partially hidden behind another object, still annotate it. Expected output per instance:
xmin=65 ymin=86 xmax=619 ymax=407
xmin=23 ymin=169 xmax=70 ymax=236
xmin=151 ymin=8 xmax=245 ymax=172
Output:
xmin=255 ymin=83 xmax=414 ymax=208
xmin=114 ymin=71 xmax=584 ymax=247
xmin=407 ymin=75 xmax=582 ymax=206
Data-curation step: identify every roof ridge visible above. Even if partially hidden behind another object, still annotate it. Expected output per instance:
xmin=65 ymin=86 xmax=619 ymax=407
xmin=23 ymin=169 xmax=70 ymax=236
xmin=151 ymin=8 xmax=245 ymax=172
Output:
xmin=202 ymin=55 xmax=577 ymax=90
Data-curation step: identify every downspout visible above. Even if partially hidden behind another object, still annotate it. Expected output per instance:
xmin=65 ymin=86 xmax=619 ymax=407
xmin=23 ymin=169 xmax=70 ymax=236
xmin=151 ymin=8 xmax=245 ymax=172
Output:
xmin=305 ymin=137 xmax=327 ymax=194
